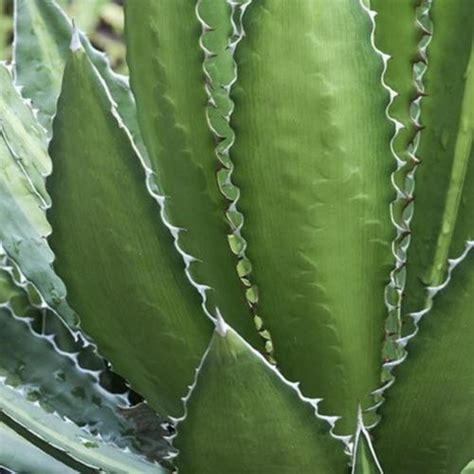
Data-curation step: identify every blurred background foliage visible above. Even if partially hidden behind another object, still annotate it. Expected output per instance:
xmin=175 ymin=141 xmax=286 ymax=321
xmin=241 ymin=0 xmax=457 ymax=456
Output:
xmin=0 ymin=0 xmax=127 ymax=73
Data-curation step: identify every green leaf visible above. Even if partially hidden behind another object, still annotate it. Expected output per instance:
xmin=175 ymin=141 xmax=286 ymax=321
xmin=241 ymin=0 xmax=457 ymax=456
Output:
xmin=371 ymin=0 xmax=424 ymax=161
xmin=229 ymin=0 xmax=395 ymax=432
xmin=14 ymin=0 xmax=147 ymax=164
xmin=0 ymin=308 xmax=150 ymax=455
xmin=0 ymin=422 xmax=76 ymax=474
xmin=403 ymin=0 xmax=474 ymax=315
xmin=175 ymin=321 xmax=347 ymax=474
xmin=0 ymin=382 xmax=166 ymax=473
xmin=370 ymin=0 xmax=429 ymax=369
xmin=47 ymin=43 xmax=212 ymax=417
xmin=0 ymin=63 xmax=75 ymax=325
xmin=374 ymin=245 xmax=474 ymax=473
xmin=0 ymin=250 xmax=169 ymax=461
xmin=0 ymin=63 xmax=50 ymax=205
xmin=351 ymin=412 xmax=383 ymax=474
xmin=124 ymin=0 xmax=261 ymax=349
xmin=462 ymin=460 xmax=474 ymax=474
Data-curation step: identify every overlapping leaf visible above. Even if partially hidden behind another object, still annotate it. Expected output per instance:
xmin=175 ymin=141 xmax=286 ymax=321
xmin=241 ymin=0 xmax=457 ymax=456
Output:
xmin=229 ymin=0 xmax=395 ymax=432
xmin=47 ymin=43 xmax=212 ymax=417
xmin=375 ymin=247 xmax=474 ymax=473
xmin=0 ymin=382 xmax=165 ymax=473
xmin=124 ymin=0 xmax=260 ymax=348
xmin=403 ymin=0 xmax=474 ymax=315
xmin=175 ymin=322 xmax=346 ymax=473
xmin=14 ymin=0 xmax=146 ymax=164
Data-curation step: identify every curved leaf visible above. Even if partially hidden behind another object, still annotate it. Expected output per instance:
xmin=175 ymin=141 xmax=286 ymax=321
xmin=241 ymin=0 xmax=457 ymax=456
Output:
xmin=375 ymin=246 xmax=474 ymax=473
xmin=0 ymin=422 xmax=76 ymax=474
xmin=0 ymin=63 xmax=50 ymax=204
xmin=0 ymin=252 xmax=168 ymax=461
xmin=47 ymin=43 xmax=211 ymax=416
xmin=230 ymin=0 xmax=395 ymax=432
xmin=0 ymin=382 xmax=165 ymax=473
xmin=403 ymin=0 xmax=474 ymax=315
xmin=124 ymin=0 xmax=261 ymax=349
xmin=0 ymin=61 xmax=75 ymax=325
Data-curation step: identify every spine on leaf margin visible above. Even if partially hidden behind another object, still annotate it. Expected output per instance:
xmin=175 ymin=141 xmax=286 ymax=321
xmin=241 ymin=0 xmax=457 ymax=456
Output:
xmin=195 ymin=0 xmax=275 ymax=362
xmin=376 ymin=0 xmax=432 ymax=397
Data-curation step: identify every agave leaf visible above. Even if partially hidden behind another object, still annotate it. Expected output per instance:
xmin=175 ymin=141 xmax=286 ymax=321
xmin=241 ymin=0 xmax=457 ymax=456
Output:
xmin=0 ymin=422 xmax=76 ymax=474
xmin=374 ymin=245 xmax=474 ymax=473
xmin=0 ymin=63 xmax=50 ymax=204
xmin=47 ymin=41 xmax=212 ymax=417
xmin=0 ymin=308 xmax=148 ymax=456
xmin=124 ymin=0 xmax=261 ymax=349
xmin=0 ymin=59 xmax=77 ymax=325
xmin=0 ymin=252 xmax=169 ymax=461
xmin=351 ymin=411 xmax=383 ymax=474
xmin=403 ymin=0 xmax=474 ymax=315
xmin=0 ymin=382 xmax=166 ymax=473
xmin=229 ymin=0 xmax=395 ymax=432
xmin=13 ymin=0 xmax=147 ymax=164
xmin=175 ymin=320 xmax=347 ymax=474
xmin=370 ymin=0 xmax=429 ymax=368
xmin=0 ymin=113 xmax=74 ymax=325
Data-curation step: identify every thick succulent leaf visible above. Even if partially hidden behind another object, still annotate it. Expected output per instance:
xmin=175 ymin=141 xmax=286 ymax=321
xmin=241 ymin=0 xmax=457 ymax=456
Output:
xmin=375 ymin=247 xmax=474 ymax=473
xmin=175 ymin=323 xmax=347 ymax=474
xmin=0 ymin=257 xmax=169 ymax=461
xmin=47 ymin=43 xmax=212 ymax=417
xmin=0 ymin=308 xmax=138 ymax=453
xmin=124 ymin=1 xmax=260 ymax=348
xmin=0 ymin=382 xmax=165 ymax=473
xmin=0 ymin=60 xmax=76 ymax=325
xmin=403 ymin=0 xmax=474 ymax=315
xmin=0 ymin=63 xmax=50 ymax=204
xmin=0 ymin=422 xmax=76 ymax=474
xmin=230 ymin=0 xmax=395 ymax=432
xmin=351 ymin=415 xmax=383 ymax=474
xmin=14 ymin=0 xmax=147 ymax=163
xmin=0 ymin=120 xmax=74 ymax=325
xmin=0 ymin=61 xmax=49 ymax=237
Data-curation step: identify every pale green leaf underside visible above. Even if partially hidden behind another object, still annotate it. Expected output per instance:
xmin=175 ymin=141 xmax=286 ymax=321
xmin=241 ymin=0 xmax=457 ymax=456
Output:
xmin=0 ymin=63 xmax=74 ymax=325
xmin=47 ymin=47 xmax=211 ymax=417
xmin=230 ymin=0 xmax=395 ymax=433
xmin=0 ymin=422 xmax=76 ymax=474
xmin=0 ymin=307 xmax=133 ymax=451
xmin=0 ymin=382 xmax=164 ymax=473
xmin=403 ymin=0 xmax=474 ymax=315
xmin=0 ymin=256 xmax=167 ymax=459
xmin=124 ymin=0 xmax=261 ymax=349
xmin=375 ymin=249 xmax=474 ymax=473
xmin=176 ymin=327 xmax=346 ymax=474
xmin=0 ymin=64 xmax=50 ymax=205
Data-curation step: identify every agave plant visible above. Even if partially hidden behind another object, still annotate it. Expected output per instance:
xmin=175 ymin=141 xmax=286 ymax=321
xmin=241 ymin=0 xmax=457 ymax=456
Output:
xmin=0 ymin=0 xmax=473 ymax=472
